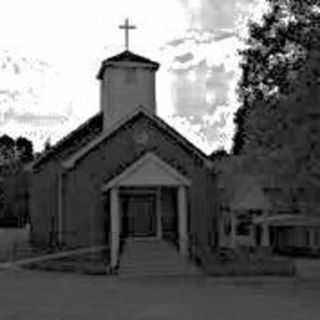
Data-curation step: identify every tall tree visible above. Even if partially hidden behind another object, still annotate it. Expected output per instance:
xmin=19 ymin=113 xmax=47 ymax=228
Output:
xmin=233 ymin=0 xmax=320 ymax=154
xmin=0 ymin=135 xmax=15 ymax=165
xmin=16 ymin=136 xmax=34 ymax=163
xmin=232 ymin=0 xmax=320 ymax=213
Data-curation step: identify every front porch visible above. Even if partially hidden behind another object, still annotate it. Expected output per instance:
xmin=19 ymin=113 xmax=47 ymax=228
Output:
xmin=101 ymin=153 xmax=191 ymax=270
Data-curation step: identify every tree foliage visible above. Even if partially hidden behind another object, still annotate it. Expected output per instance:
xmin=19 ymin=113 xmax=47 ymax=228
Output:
xmin=233 ymin=0 xmax=320 ymax=154
xmin=0 ymin=134 xmax=34 ymax=167
xmin=232 ymin=0 xmax=320 ymax=213
xmin=0 ymin=135 xmax=33 ymax=224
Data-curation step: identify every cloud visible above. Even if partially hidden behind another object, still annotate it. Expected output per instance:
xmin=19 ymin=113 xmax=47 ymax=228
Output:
xmin=157 ymin=0 xmax=266 ymax=153
xmin=160 ymin=28 xmax=241 ymax=152
xmin=174 ymin=52 xmax=194 ymax=64
xmin=165 ymin=29 xmax=236 ymax=49
xmin=0 ymin=0 xmax=267 ymax=153
xmin=0 ymin=49 xmax=76 ymax=150
xmin=179 ymin=0 xmax=262 ymax=30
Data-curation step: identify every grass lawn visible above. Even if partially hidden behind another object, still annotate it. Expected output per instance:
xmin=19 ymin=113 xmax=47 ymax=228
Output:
xmin=196 ymin=247 xmax=295 ymax=276
xmin=0 ymin=269 xmax=320 ymax=319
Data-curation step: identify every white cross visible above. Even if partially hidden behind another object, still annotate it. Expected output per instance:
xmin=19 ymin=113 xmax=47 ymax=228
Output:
xmin=119 ymin=18 xmax=137 ymax=50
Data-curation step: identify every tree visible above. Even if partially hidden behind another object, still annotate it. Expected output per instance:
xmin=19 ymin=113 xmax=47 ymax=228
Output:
xmin=16 ymin=137 xmax=34 ymax=163
xmin=0 ymin=135 xmax=15 ymax=165
xmin=0 ymin=135 xmax=34 ymax=225
xmin=44 ymin=137 xmax=51 ymax=151
xmin=209 ymin=149 xmax=229 ymax=161
xmin=233 ymin=0 xmax=320 ymax=154
xmin=232 ymin=0 xmax=320 ymax=214
xmin=0 ymin=135 xmax=34 ymax=169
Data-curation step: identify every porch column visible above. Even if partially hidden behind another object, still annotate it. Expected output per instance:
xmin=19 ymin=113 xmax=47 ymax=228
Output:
xmin=110 ymin=187 xmax=120 ymax=269
xmin=178 ymin=186 xmax=188 ymax=256
xmin=57 ymin=173 xmax=64 ymax=245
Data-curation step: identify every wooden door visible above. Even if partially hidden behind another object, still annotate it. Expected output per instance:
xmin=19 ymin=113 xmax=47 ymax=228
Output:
xmin=122 ymin=195 xmax=156 ymax=237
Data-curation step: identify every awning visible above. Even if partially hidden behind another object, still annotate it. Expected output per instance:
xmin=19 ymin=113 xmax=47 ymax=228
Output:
xmin=253 ymin=214 xmax=320 ymax=227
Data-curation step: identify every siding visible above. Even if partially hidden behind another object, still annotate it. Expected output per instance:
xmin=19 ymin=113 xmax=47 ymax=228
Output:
xmin=31 ymin=113 xmax=219 ymax=250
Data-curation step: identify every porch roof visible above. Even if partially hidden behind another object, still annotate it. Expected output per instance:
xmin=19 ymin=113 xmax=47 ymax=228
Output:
xmin=253 ymin=214 xmax=320 ymax=227
xmin=101 ymin=152 xmax=191 ymax=191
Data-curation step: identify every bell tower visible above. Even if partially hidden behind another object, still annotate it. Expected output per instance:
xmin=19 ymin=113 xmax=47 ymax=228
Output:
xmin=97 ymin=19 xmax=160 ymax=130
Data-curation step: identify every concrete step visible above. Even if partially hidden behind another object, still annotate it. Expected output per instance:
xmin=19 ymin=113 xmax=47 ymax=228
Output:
xmin=119 ymin=239 xmax=202 ymax=277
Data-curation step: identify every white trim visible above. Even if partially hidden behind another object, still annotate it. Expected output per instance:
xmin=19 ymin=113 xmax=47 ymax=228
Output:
xmin=110 ymin=188 xmax=120 ymax=269
xmin=62 ymin=107 xmax=211 ymax=169
xmin=253 ymin=214 xmax=320 ymax=226
xmin=101 ymin=153 xmax=191 ymax=191
xmin=57 ymin=173 xmax=63 ymax=244
xmin=103 ymin=61 xmax=159 ymax=70
xmin=178 ymin=186 xmax=188 ymax=256
xmin=156 ymin=188 xmax=162 ymax=239
xmin=29 ymin=112 xmax=102 ymax=170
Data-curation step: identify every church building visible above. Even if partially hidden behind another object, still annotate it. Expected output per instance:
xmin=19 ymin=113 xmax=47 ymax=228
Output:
xmin=29 ymin=21 xmax=218 ymax=270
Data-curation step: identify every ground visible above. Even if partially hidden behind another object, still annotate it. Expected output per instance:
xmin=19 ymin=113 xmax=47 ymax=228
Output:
xmin=1 ymin=269 xmax=320 ymax=319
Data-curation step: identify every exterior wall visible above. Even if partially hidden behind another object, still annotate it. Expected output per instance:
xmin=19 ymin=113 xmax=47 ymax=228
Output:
xmin=29 ymin=115 xmax=102 ymax=247
xmin=189 ymin=165 xmax=218 ymax=252
xmin=29 ymin=161 xmax=60 ymax=246
xmin=161 ymin=187 xmax=177 ymax=241
xmin=62 ymin=115 xmax=218 ymax=250
xmin=63 ymin=165 xmax=105 ymax=247
xmin=101 ymin=67 xmax=156 ymax=129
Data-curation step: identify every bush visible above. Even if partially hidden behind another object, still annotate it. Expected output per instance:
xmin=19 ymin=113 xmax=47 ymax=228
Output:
xmin=202 ymin=247 xmax=296 ymax=276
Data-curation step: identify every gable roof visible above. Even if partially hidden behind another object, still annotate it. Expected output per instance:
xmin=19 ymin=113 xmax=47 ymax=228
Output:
xmin=62 ymin=106 xmax=212 ymax=170
xmin=29 ymin=112 xmax=103 ymax=170
xmin=101 ymin=152 xmax=191 ymax=191
xmin=97 ymin=50 xmax=160 ymax=80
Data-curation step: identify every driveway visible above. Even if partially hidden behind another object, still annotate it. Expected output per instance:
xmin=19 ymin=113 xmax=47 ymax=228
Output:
xmin=1 ymin=269 xmax=320 ymax=319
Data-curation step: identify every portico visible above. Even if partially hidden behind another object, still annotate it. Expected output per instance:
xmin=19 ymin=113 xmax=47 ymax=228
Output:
xmin=101 ymin=153 xmax=191 ymax=269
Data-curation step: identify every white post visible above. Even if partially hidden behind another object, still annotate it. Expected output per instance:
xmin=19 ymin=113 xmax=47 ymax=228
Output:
xmin=156 ymin=188 xmax=162 ymax=239
xmin=57 ymin=173 xmax=63 ymax=245
xmin=178 ymin=186 xmax=188 ymax=256
xmin=110 ymin=188 xmax=120 ymax=270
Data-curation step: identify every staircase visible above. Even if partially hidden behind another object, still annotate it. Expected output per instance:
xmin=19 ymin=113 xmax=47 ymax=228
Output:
xmin=118 ymin=239 xmax=202 ymax=277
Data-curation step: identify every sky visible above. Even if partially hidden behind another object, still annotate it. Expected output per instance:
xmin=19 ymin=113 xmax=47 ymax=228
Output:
xmin=0 ymin=0 xmax=267 ymax=154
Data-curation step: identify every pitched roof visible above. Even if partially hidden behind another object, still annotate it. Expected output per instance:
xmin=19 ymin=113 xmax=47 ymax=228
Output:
xmin=101 ymin=152 xmax=191 ymax=191
xmin=97 ymin=50 xmax=160 ymax=79
xmin=29 ymin=112 xmax=103 ymax=170
xmin=62 ymin=107 xmax=212 ymax=170
xmin=253 ymin=214 xmax=320 ymax=226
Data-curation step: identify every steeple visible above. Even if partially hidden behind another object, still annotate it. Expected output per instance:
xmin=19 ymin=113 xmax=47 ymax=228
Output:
xmin=97 ymin=19 xmax=160 ymax=130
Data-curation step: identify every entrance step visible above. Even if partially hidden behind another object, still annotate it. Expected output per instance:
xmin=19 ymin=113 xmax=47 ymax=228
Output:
xmin=119 ymin=239 xmax=202 ymax=277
